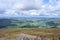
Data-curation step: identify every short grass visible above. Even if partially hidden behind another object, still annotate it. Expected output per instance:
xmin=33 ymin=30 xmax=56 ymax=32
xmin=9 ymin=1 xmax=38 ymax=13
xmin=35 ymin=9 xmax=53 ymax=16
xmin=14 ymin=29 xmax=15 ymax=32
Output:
xmin=0 ymin=28 xmax=60 ymax=38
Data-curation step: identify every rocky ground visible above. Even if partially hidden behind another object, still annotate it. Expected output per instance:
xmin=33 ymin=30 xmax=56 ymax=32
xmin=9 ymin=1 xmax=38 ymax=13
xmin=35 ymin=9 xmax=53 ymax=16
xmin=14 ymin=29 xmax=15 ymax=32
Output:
xmin=0 ymin=28 xmax=60 ymax=40
xmin=0 ymin=34 xmax=41 ymax=40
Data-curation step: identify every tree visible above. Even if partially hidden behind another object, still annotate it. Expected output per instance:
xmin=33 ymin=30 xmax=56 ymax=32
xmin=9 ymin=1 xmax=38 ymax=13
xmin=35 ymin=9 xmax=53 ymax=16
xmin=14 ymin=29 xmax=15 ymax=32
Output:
xmin=46 ymin=21 xmax=59 ymax=28
xmin=0 ymin=19 xmax=17 ymax=28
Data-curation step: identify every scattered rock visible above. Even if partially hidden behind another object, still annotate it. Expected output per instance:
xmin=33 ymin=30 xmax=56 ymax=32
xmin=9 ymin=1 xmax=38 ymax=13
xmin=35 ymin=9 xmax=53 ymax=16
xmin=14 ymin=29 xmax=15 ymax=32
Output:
xmin=0 ymin=38 xmax=6 ymax=40
xmin=0 ymin=34 xmax=52 ymax=40
xmin=16 ymin=34 xmax=38 ymax=40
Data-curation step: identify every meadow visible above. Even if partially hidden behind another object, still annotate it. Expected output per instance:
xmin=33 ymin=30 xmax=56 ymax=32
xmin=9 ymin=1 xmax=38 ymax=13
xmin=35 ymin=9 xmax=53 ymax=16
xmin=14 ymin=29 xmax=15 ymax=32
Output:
xmin=0 ymin=28 xmax=60 ymax=40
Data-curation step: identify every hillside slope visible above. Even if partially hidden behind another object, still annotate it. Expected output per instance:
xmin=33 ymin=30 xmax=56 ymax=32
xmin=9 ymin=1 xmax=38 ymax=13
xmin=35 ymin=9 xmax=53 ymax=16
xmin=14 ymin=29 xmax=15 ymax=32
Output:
xmin=0 ymin=28 xmax=60 ymax=40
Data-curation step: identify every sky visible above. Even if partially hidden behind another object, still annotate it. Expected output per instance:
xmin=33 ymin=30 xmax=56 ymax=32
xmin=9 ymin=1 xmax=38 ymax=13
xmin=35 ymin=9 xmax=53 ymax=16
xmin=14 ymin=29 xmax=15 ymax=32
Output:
xmin=0 ymin=0 xmax=60 ymax=17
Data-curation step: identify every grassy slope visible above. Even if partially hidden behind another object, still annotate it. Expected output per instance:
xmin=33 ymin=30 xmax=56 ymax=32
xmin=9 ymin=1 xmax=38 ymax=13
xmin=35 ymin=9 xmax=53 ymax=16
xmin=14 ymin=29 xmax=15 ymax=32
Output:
xmin=0 ymin=28 xmax=60 ymax=38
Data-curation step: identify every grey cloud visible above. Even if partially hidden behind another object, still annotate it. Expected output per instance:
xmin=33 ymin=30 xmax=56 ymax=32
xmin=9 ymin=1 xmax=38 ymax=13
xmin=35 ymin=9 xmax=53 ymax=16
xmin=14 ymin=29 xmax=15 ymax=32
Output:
xmin=0 ymin=8 xmax=5 ymax=14
xmin=0 ymin=0 xmax=60 ymax=17
xmin=20 ymin=6 xmax=40 ymax=11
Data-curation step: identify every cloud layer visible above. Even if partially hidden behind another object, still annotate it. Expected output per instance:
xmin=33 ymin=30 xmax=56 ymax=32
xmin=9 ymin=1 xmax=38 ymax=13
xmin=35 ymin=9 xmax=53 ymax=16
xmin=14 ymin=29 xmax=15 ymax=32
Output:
xmin=0 ymin=0 xmax=60 ymax=17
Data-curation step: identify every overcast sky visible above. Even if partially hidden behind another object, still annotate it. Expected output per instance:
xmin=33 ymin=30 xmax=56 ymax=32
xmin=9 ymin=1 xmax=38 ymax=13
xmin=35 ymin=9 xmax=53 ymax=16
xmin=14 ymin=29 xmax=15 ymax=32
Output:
xmin=0 ymin=0 xmax=60 ymax=17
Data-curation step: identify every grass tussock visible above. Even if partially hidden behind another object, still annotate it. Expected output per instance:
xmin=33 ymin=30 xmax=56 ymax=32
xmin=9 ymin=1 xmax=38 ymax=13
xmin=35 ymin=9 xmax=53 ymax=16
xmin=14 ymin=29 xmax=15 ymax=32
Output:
xmin=0 ymin=28 xmax=60 ymax=38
